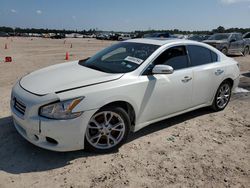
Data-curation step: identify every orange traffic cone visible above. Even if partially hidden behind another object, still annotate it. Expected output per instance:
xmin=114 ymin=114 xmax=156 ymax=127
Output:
xmin=70 ymin=43 xmax=72 ymax=48
xmin=5 ymin=56 xmax=12 ymax=62
xmin=65 ymin=52 xmax=69 ymax=60
xmin=4 ymin=43 xmax=8 ymax=49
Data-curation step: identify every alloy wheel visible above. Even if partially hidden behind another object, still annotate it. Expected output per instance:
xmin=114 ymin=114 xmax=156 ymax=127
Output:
xmin=86 ymin=111 xmax=126 ymax=150
xmin=216 ymin=83 xmax=231 ymax=109
xmin=243 ymin=47 xmax=249 ymax=56
xmin=222 ymin=48 xmax=228 ymax=55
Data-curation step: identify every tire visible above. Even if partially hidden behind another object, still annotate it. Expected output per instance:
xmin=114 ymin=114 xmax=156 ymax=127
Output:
xmin=85 ymin=106 xmax=130 ymax=153
xmin=221 ymin=48 xmax=228 ymax=55
xmin=211 ymin=81 xmax=232 ymax=111
xmin=243 ymin=47 xmax=249 ymax=56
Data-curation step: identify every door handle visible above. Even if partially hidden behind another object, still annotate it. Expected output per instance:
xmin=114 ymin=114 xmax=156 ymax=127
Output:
xmin=215 ymin=69 xmax=224 ymax=75
xmin=182 ymin=76 xmax=192 ymax=83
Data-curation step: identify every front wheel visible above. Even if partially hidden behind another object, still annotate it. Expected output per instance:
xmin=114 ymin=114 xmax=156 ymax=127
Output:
xmin=211 ymin=81 xmax=232 ymax=111
xmin=85 ymin=106 xmax=130 ymax=153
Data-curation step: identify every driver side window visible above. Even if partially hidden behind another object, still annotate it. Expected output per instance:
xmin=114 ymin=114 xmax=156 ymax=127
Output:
xmin=143 ymin=45 xmax=189 ymax=75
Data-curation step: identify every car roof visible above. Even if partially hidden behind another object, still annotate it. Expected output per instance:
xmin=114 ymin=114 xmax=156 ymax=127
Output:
xmin=125 ymin=38 xmax=227 ymax=60
xmin=213 ymin=32 xmax=241 ymax=35
xmin=125 ymin=38 xmax=203 ymax=46
xmin=125 ymin=38 xmax=187 ymax=46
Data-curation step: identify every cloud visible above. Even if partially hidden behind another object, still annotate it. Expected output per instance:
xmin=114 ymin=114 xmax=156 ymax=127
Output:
xmin=220 ymin=0 xmax=250 ymax=4
xmin=36 ymin=10 xmax=42 ymax=15
xmin=10 ymin=9 xmax=17 ymax=13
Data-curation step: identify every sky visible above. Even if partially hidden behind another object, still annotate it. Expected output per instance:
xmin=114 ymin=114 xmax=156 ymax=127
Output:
xmin=0 ymin=0 xmax=250 ymax=31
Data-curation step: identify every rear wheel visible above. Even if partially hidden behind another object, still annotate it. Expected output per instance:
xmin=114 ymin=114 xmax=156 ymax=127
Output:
xmin=85 ymin=106 xmax=130 ymax=153
xmin=221 ymin=48 xmax=228 ymax=55
xmin=211 ymin=81 xmax=232 ymax=111
xmin=243 ymin=47 xmax=249 ymax=56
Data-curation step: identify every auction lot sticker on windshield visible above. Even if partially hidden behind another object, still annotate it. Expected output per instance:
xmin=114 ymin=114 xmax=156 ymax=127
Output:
xmin=125 ymin=56 xmax=143 ymax=65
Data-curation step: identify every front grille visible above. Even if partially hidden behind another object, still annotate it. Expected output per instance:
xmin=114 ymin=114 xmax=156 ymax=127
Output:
xmin=13 ymin=97 xmax=26 ymax=115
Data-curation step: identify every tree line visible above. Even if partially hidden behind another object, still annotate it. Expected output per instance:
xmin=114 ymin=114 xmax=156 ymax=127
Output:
xmin=0 ymin=26 xmax=250 ymax=35
xmin=135 ymin=26 xmax=250 ymax=35
xmin=0 ymin=26 xmax=97 ymax=35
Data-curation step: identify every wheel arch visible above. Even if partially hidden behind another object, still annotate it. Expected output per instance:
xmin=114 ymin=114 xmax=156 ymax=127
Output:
xmin=99 ymin=101 xmax=136 ymax=128
xmin=222 ymin=77 xmax=234 ymax=87
xmin=211 ymin=77 xmax=233 ymax=111
xmin=210 ymin=77 xmax=234 ymax=105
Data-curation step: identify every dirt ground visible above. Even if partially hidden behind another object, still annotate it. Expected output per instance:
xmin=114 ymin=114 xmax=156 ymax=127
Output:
xmin=0 ymin=37 xmax=249 ymax=188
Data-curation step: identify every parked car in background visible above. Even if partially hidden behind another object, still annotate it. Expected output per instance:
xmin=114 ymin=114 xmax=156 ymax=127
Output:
xmin=203 ymin=33 xmax=249 ymax=56
xmin=51 ymin=33 xmax=65 ymax=39
xmin=243 ymin=33 xmax=250 ymax=54
xmin=118 ymin=34 xmax=131 ymax=41
xmin=188 ymin=35 xmax=210 ymax=42
xmin=11 ymin=38 xmax=240 ymax=152
xmin=83 ymin=34 xmax=96 ymax=38
xmin=243 ymin=32 xmax=250 ymax=41
xmin=109 ymin=33 xmax=121 ymax=41
xmin=173 ymin=34 xmax=188 ymax=39
xmin=144 ymin=32 xmax=173 ymax=38
xmin=96 ymin=33 xmax=109 ymax=40
xmin=0 ymin=32 xmax=9 ymax=37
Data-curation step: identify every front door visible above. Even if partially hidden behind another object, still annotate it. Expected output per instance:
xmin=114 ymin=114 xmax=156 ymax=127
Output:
xmin=137 ymin=45 xmax=193 ymax=124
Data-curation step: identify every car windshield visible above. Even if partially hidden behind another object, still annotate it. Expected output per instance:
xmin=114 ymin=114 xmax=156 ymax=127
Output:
xmin=79 ymin=42 xmax=159 ymax=73
xmin=208 ymin=34 xmax=230 ymax=40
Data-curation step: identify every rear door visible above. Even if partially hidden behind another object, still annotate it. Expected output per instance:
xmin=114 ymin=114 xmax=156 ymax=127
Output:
xmin=187 ymin=45 xmax=224 ymax=107
xmin=228 ymin=34 xmax=238 ymax=54
xmin=235 ymin=34 xmax=244 ymax=53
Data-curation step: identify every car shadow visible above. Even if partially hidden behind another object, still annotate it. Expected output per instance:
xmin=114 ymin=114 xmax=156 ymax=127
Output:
xmin=127 ymin=107 xmax=213 ymax=143
xmin=227 ymin=54 xmax=243 ymax=57
xmin=239 ymin=72 xmax=250 ymax=90
xmin=0 ymin=107 xmax=214 ymax=174
xmin=0 ymin=116 xmax=101 ymax=174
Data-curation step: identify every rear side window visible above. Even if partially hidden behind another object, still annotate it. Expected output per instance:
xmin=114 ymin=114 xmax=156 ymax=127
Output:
xmin=244 ymin=33 xmax=250 ymax=39
xmin=211 ymin=51 xmax=218 ymax=62
xmin=187 ymin=45 xmax=218 ymax=66
xmin=235 ymin=34 xmax=242 ymax=41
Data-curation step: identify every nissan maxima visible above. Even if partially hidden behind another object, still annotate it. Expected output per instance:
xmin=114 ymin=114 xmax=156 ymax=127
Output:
xmin=11 ymin=39 xmax=240 ymax=152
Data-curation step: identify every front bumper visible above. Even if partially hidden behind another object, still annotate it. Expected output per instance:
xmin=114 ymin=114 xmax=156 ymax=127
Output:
xmin=11 ymin=82 xmax=97 ymax=152
xmin=13 ymin=110 xmax=97 ymax=152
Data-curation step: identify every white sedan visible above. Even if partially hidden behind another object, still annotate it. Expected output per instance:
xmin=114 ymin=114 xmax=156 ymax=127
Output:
xmin=11 ymin=38 xmax=240 ymax=152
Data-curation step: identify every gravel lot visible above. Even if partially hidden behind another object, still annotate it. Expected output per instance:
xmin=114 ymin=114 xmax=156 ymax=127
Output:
xmin=0 ymin=37 xmax=249 ymax=188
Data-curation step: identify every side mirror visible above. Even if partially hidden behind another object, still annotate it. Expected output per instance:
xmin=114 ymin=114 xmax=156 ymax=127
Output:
xmin=152 ymin=65 xmax=174 ymax=74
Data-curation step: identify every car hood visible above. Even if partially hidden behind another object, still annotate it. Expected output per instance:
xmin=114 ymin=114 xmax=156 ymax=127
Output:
xmin=203 ymin=40 xmax=227 ymax=44
xmin=20 ymin=61 xmax=123 ymax=95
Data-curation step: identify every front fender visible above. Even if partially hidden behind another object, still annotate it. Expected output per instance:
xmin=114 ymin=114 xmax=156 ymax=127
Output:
xmin=56 ymin=79 xmax=147 ymax=119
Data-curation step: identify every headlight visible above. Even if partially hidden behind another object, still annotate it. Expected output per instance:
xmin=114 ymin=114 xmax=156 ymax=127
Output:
xmin=40 ymin=97 xmax=84 ymax=120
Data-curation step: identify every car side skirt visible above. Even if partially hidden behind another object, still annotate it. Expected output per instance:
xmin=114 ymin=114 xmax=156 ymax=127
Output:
xmin=133 ymin=103 xmax=211 ymax=132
